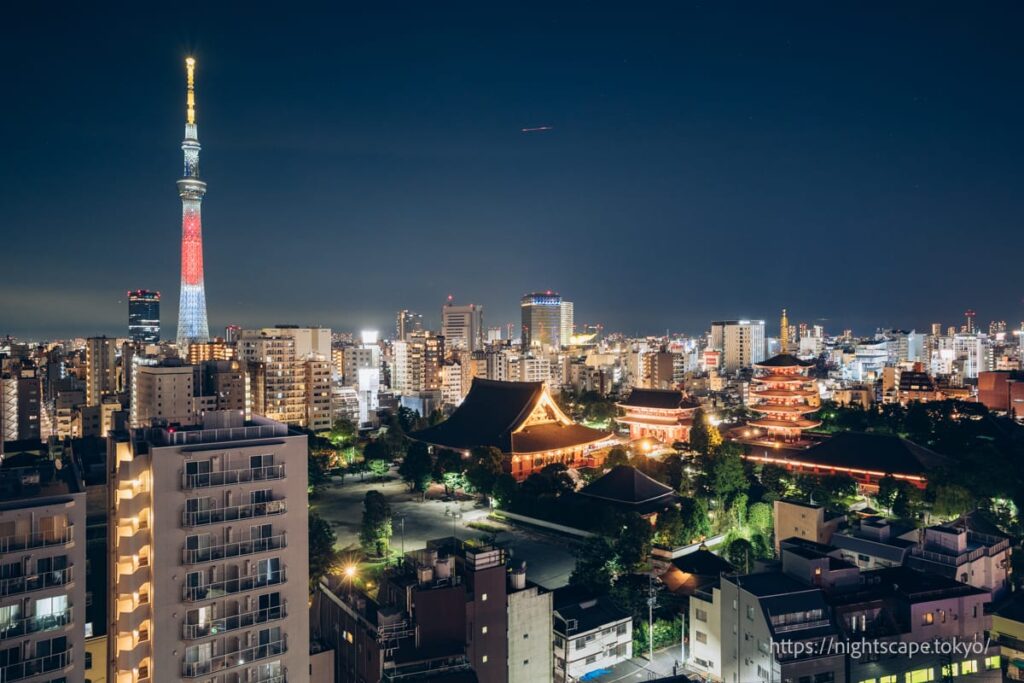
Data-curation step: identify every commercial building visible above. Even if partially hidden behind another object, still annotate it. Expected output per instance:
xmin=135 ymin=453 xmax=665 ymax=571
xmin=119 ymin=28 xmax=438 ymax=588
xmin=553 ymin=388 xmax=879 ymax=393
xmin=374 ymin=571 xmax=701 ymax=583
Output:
xmin=0 ymin=442 xmax=87 ymax=683
xmin=521 ymin=293 xmax=563 ymax=352
xmin=128 ymin=291 xmax=161 ymax=344
xmin=442 ymin=302 xmax=483 ymax=353
xmin=108 ymin=411 xmax=309 ymax=683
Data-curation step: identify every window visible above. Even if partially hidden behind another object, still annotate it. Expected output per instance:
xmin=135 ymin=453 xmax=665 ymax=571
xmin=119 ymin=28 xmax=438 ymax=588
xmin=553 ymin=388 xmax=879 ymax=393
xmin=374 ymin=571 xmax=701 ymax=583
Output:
xmin=858 ymin=679 xmax=876 ymax=683
xmin=482 ymin=655 xmax=488 ymax=664
xmin=585 ymin=655 xmax=596 ymax=665
xmin=695 ymin=608 xmax=708 ymax=622
xmin=879 ymin=677 xmax=897 ymax=683
xmin=523 ymin=633 xmax=529 ymax=639
xmin=481 ymin=593 xmax=488 ymax=601
xmin=747 ymin=605 xmax=755 ymax=620
xmin=814 ymin=674 xmax=834 ymax=683
xmin=481 ymin=626 xmax=488 ymax=634
xmin=85 ymin=652 xmax=93 ymax=669
xmin=921 ymin=612 xmax=933 ymax=625
xmin=985 ymin=655 xmax=1001 ymax=670
xmin=959 ymin=660 xmax=978 ymax=675
xmin=523 ymin=660 xmax=529 ymax=665
xmin=857 ymin=554 xmax=871 ymax=563
xmin=616 ymin=623 xmax=627 ymax=636
xmin=695 ymin=631 xmax=707 ymax=644
xmin=940 ymin=664 xmax=958 ymax=678
xmin=905 ymin=668 xmax=934 ymax=683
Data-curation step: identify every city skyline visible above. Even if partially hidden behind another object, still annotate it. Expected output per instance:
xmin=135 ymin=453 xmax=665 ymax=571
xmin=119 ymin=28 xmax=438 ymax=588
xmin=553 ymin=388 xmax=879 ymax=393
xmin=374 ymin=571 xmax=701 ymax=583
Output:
xmin=3 ymin=3 xmax=1024 ymax=338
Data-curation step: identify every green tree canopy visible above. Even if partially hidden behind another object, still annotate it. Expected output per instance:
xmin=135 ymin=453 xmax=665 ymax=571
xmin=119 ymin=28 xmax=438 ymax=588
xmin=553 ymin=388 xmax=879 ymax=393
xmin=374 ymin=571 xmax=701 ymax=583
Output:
xmin=465 ymin=446 xmax=505 ymax=496
xmin=605 ymin=446 xmax=630 ymax=469
xmin=308 ymin=511 xmax=338 ymax=591
xmin=359 ymin=490 xmax=392 ymax=556
xmin=398 ymin=442 xmax=433 ymax=492
xmin=569 ymin=537 xmax=621 ymax=595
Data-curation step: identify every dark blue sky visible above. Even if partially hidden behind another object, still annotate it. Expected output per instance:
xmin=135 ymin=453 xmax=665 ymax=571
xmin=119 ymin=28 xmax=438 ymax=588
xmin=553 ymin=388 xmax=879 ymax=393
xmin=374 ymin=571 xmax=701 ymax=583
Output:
xmin=3 ymin=2 xmax=1022 ymax=339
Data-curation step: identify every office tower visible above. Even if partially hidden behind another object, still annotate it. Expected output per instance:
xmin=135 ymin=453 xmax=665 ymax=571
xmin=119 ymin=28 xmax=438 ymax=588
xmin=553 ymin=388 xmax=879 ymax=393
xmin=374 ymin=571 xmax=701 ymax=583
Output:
xmin=240 ymin=327 xmax=332 ymax=431
xmin=128 ymin=290 xmax=161 ymax=343
xmin=441 ymin=301 xmax=483 ymax=352
xmin=710 ymin=320 xmax=766 ymax=373
xmin=131 ymin=360 xmax=196 ymax=428
xmin=559 ymin=301 xmax=574 ymax=347
xmin=395 ymin=310 xmax=423 ymax=341
xmin=176 ymin=58 xmax=210 ymax=348
xmin=108 ymin=412 xmax=309 ymax=683
xmin=520 ymin=292 xmax=562 ymax=352
xmin=0 ymin=447 xmax=86 ymax=681
xmin=85 ymin=336 xmax=117 ymax=406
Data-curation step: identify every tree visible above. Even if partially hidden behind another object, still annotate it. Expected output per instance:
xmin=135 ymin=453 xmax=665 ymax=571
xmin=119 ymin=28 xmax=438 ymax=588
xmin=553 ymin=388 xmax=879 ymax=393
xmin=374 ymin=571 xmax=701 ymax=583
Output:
xmin=360 ymin=490 xmax=392 ymax=556
xmin=689 ymin=408 xmax=722 ymax=455
xmin=876 ymin=475 xmax=899 ymax=513
xmin=368 ymin=459 xmax=391 ymax=480
xmin=930 ymin=483 xmax=973 ymax=520
xmin=759 ymin=464 xmax=790 ymax=500
xmin=328 ymin=418 xmax=357 ymax=445
xmin=654 ymin=507 xmax=684 ymax=546
xmin=492 ymin=473 xmax=518 ymax=508
xmin=382 ymin=414 xmax=409 ymax=459
xmin=678 ymin=498 xmax=711 ymax=544
xmin=363 ymin=439 xmax=389 ymax=463
xmin=540 ymin=463 xmax=575 ymax=495
xmin=819 ymin=473 xmax=858 ymax=505
xmin=398 ymin=443 xmax=433 ymax=492
xmin=892 ymin=481 xmax=924 ymax=520
xmin=432 ymin=449 xmax=465 ymax=495
xmin=748 ymin=502 xmax=773 ymax=535
xmin=605 ymin=446 xmax=630 ymax=469
xmin=710 ymin=443 xmax=748 ymax=514
xmin=615 ymin=513 xmax=654 ymax=570
xmin=569 ymin=537 xmax=620 ymax=594
xmin=726 ymin=538 xmax=754 ymax=573
xmin=465 ymin=446 xmax=504 ymax=496
xmin=395 ymin=406 xmax=421 ymax=434
xmin=308 ymin=511 xmax=338 ymax=590
xmin=308 ymin=448 xmax=332 ymax=492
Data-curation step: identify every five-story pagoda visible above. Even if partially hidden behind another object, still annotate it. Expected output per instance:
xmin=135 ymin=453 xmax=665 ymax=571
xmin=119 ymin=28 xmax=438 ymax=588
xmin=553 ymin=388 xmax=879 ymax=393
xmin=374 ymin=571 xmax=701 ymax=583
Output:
xmin=748 ymin=353 xmax=821 ymax=443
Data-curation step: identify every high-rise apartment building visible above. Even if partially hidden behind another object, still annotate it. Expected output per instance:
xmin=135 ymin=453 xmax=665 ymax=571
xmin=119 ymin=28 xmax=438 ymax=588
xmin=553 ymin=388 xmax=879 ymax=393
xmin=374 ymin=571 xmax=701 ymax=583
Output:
xmin=0 ymin=445 xmax=86 ymax=683
xmin=130 ymin=360 xmax=196 ymax=428
xmin=442 ymin=302 xmax=483 ymax=353
xmin=187 ymin=339 xmax=237 ymax=364
xmin=710 ymin=320 xmax=765 ymax=373
xmin=108 ymin=412 xmax=309 ymax=683
xmin=559 ymin=301 xmax=574 ymax=347
xmin=240 ymin=327 xmax=332 ymax=431
xmin=392 ymin=332 xmax=445 ymax=394
xmin=85 ymin=337 xmax=118 ymax=407
xmin=521 ymin=292 xmax=562 ymax=352
xmin=395 ymin=310 xmax=423 ymax=342
xmin=195 ymin=360 xmax=249 ymax=418
xmin=0 ymin=361 xmax=42 ymax=442
xmin=128 ymin=291 xmax=161 ymax=344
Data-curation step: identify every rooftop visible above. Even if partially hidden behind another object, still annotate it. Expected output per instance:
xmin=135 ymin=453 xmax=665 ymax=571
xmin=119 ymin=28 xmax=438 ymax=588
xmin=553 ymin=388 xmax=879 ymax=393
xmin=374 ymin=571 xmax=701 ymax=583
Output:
xmin=0 ymin=442 xmax=82 ymax=504
xmin=755 ymin=353 xmax=814 ymax=369
xmin=617 ymin=388 xmax=700 ymax=411
xmin=578 ymin=465 xmax=676 ymax=506
xmin=797 ymin=432 xmax=949 ymax=476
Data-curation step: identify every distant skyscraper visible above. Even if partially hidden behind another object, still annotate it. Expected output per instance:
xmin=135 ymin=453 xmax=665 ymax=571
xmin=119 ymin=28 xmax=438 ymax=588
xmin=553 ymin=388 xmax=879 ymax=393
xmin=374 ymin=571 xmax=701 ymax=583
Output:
xmin=964 ymin=309 xmax=976 ymax=334
xmin=560 ymin=301 xmax=574 ymax=347
xmin=85 ymin=336 xmax=117 ymax=406
xmin=176 ymin=57 xmax=210 ymax=347
xmin=710 ymin=319 xmax=766 ymax=373
xmin=396 ymin=309 xmax=423 ymax=341
xmin=442 ymin=300 xmax=484 ymax=352
xmin=521 ymin=291 xmax=562 ymax=352
xmin=779 ymin=308 xmax=789 ymax=354
xmin=128 ymin=289 xmax=160 ymax=343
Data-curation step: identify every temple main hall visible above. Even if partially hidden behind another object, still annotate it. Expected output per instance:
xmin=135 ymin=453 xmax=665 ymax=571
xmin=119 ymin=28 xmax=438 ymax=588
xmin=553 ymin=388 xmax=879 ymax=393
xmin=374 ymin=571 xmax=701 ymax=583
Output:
xmin=411 ymin=378 xmax=614 ymax=480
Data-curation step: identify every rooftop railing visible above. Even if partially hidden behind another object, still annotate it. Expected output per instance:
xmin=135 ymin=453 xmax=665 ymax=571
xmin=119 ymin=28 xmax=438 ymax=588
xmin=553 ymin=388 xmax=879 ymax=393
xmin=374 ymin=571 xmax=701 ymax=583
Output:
xmin=0 ymin=526 xmax=73 ymax=554
xmin=182 ymin=464 xmax=285 ymax=489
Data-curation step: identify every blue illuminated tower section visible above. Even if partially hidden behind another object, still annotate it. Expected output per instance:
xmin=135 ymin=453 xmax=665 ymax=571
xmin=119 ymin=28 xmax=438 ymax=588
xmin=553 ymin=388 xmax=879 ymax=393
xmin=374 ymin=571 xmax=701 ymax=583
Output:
xmin=176 ymin=57 xmax=211 ymax=347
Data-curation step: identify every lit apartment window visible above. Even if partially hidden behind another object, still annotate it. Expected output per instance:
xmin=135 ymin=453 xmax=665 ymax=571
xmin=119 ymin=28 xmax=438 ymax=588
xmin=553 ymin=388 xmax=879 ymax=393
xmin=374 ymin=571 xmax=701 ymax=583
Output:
xmin=481 ymin=626 xmax=488 ymax=634
xmin=921 ymin=612 xmax=933 ymax=625
xmin=960 ymin=660 xmax=978 ymax=675
xmin=482 ymin=656 xmax=488 ymax=663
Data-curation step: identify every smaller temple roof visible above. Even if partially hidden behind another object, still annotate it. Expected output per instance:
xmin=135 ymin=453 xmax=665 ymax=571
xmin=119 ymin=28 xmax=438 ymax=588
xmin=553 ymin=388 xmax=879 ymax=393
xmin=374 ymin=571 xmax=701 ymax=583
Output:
xmin=579 ymin=465 xmax=675 ymax=505
xmin=799 ymin=432 xmax=949 ymax=476
xmin=755 ymin=353 xmax=814 ymax=368
xmin=618 ymin=388 xmax=699 ymax=411
xmin=672 ymin=548 xmax=735 ymax=576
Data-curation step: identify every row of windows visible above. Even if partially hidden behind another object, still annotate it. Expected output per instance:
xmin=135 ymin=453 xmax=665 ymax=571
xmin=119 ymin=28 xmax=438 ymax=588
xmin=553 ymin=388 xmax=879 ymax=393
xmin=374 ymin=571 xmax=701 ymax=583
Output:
xmin=856 ymin=656 xmax=1000 ymax=683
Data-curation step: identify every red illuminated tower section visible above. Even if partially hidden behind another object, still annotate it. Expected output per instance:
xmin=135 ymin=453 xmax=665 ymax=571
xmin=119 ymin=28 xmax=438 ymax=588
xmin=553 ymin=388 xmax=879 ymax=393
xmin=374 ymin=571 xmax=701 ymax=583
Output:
xmin=176 ymin=57 xmax=210 ymax=347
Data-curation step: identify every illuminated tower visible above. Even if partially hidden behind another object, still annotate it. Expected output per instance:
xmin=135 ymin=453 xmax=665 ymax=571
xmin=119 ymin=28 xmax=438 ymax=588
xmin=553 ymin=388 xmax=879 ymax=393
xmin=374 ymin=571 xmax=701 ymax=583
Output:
xmin=175 ymin=57 xmax=210 ymax=347
xmin=779 ymin=308 xmax=789 ymax=354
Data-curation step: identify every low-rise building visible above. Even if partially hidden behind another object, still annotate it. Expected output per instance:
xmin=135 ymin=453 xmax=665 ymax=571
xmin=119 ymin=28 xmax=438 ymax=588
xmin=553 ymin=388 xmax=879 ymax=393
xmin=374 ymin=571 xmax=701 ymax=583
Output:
xmin=553 ymin=591 xmax=631 ymax=683
xmin=772 ymin=499 xmax=845 ymax=554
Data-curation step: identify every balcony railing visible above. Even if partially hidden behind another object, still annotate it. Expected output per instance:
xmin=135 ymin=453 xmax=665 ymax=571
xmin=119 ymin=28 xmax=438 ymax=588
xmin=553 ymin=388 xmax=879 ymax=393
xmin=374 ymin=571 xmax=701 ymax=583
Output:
xmin=182 ymin=637 xmax=287 ymax=678
xmin=0 ymin=527 xmax=74 ymax=554
xmin=0 ymin=607 xmax=73 ymax=641
xmin=182 ymin=500 xmax=286 ymax=527
xmin=0 ymin=567 xmax=72 ymax=597
xmin=183 ymin=604 xmax=286 ymax=639
xmin=183 ymin=569 xmax=286 ymax=602
xmin=182 ymin=465 xmax=285 ymax=490
xmin=183 ymin=534 xmax=286 ymax=565
xmin=0 ymin=648 xmax=72 ymax=681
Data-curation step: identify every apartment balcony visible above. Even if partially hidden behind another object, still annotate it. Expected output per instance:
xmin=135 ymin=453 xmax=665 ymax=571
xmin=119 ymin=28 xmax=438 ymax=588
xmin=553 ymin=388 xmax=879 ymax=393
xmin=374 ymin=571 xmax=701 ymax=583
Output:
xmin=0 ymin=526 xmax=74 ymax=554
xmin=183 ymin=569 xmax=286 ymax=602
xmin=182 ymin=534 xmax=286 ymax=565
xmin=183 ymin=603 xmax=287 ymax=639
xmin=0 ymin=567 xmax=72 ymax=598
xmin=0 ymin=647 xmax=73 ymax=682
xmin=182 ymin=637 xmax=287 ymax=678
xmin=181 ymin=465 xmax=285 ymax=490
xmin=182 ymin=500 xmax=287 ymax=527
xmin=0 ymin=607 xmax=73 ymax=641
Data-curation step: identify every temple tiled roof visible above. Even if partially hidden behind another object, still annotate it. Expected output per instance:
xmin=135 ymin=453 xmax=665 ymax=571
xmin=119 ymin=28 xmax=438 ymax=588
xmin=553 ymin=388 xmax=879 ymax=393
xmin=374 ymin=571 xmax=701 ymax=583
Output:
xmin=579 ymin=465 xmax=675 ymax=505
xmin=798 ymin=432 xmax=949 ymax=476
xmin=410 ymin=377 xmax=609 ymax=453
xmin=618 ymin=388 xmax=700 ymax=411
xmin=754 ymin=353 xmax=814 ymax=369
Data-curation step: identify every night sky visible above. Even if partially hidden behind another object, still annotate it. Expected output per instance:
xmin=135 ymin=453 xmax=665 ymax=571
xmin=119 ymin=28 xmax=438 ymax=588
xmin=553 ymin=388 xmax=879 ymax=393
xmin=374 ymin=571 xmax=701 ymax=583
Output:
xmin=3 ymin=2 xmax=1023 ymax=339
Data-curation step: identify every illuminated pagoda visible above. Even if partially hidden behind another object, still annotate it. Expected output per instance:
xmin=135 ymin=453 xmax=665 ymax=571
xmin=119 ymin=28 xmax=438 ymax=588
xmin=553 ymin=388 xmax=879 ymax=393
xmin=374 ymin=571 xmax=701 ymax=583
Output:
xmin=616 ymin=388 xmax=700 ymax=445
xmin=411 ymin=378 xmax=613 ymax=481
xmin=748 ymin=353 xmax=821 ymax=444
